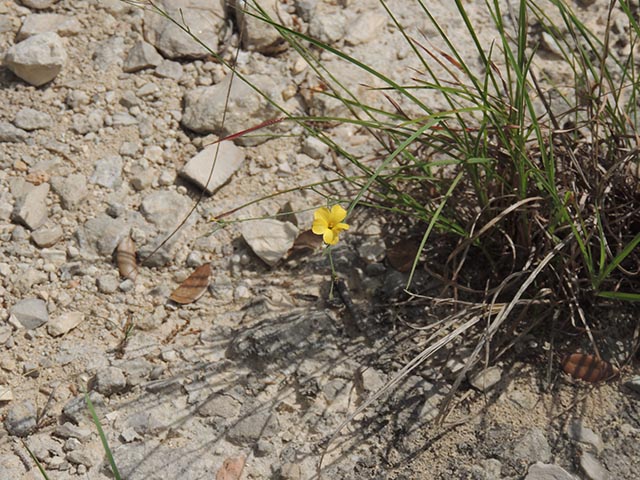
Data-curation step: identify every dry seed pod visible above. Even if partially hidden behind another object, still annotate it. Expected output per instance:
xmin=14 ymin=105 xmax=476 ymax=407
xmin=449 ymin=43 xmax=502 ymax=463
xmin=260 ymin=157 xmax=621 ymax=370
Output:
xmin=169 ymin=263 xmax=211 ymax=305
xmin=117 ymin=236 xmax=137 ymax=281
xmin=561 ymin=353 xmax=618 ymax=383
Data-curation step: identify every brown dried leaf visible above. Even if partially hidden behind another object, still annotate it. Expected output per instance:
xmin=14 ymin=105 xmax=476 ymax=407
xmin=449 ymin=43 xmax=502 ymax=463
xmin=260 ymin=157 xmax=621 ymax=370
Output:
xmin=215 ymin=455 xmax=246 ymax=480
xmin=116 ymin=236 xmax=137 ymax=281
xmin=561 ymin=353 xmax=618 ymax=383
xmin=386 ymin=238 xmax=421 ymax=272
xmin=287 ymin=229 xmax=323 ymax=258
xmin=169 ymin=263 xmax=211 ymax=304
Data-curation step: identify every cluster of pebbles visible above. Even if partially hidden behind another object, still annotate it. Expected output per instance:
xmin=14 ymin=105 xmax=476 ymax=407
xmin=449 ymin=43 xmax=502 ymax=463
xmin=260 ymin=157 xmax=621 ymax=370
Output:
xmin=0 ymin=0 xmax=638 ymax=479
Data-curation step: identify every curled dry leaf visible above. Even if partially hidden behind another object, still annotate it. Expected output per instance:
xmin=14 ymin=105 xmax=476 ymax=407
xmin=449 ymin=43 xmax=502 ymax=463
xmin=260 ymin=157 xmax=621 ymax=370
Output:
xmin=561 ymin=353 xmax=618 ymax=383
xmin=169 ymin=263 xmax=211 ymax=305
xmin=215 ymin=455 xmax=246 ymax=480
xmin=287 ymin=229 xmax=323 ymax=259
xmin=386 ymin=238 xmax=421 ymax=272
xmin=117 ymin=236 xmax=137 ymax=281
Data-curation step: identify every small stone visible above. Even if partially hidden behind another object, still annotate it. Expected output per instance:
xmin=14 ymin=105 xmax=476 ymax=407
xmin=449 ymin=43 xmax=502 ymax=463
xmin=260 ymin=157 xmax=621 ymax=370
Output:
xmin=123 ymin=40 xmax=162 ymax=72
xmin=66 ymin=450 xmax=95 ymax=468
xmin=4 ymin=32 xmax=67 ymax=86
xmin=47 ymin=312 xmax=84 ymax=337
xmin=11 ymin=182 xmax=49 ymax=230
xmin=180 ymin=142 xmax=245 ymax=194
xmin=624 ymin=376 xmax=640 ymax=394
xmin=62 ymin=392 xmax=105 ymax=424
xmin=14 ymin=107 xmax=52 ymax=131
xmin=4 ymin=400 xmax=37 ymax=437
xmin=0 ymin=122 xmax=28 ymax=143
xmin=280 ymin=462 xmax=302 ymax=480
xmin=111 ymin=112 xmax=138 ymax=126
xmin=97 ymin=275 xmax=119 ymax=294
xmin=92 ymin=367 xmax=127 ymax=396
xmin=345 ymin=12 xmax=386 ymax=46
xmin=54 ymin=422 xmax=91 ymax=441
xmin=0 ymin=386 xmax=14 ymax=402
xmin=226 ymin=409 xmax=279 ymax=445
xmin=468 ymin=365 xmax=503 ymax=392
xmin=51 ymin=174 xmax=89 ymax=210
xmin=93 ymin=35 xmax=125 ymax=71
xmin=143 ymin=0 xmax=226 ymax=59
xmin=10 ymin=298 xmax=48 ymax=329
xmin=154 ymin=59 xmax=183 ymax=80
xmin=20 ymin=0 xmax=59 ymax=9
xmin=140 ymin=190 xmax=191 ymax=231
xmin=90 ymin=155 xmax=123 ymax=189
xmin=72 ymin=110 xmax=104 ymax=134
xmin=129 ymin=163 xmax=155 ymax=191
xmin=17 ymin=13 xmax=81 ymax=41
xmin=513 ymin=428 xmax=552 ymax=464
xmin=525 ymin=462 xmax=577 ymax=480
xmin=567 ymin=420 xmax=604 ymax=453
xmin=241 ymin=219 xmax=298 ymax=267
xmin=358 ymin=238 xmax=386 ymax=263
xmin=31 ymin=222 xmax=63 ymax=247
xmin=301 ymin=136 xmax=329 ymax=159
xmin=233 ymin=0 xmax=289 ymax=54
xmin=580 ymin=452 xmax=610 ymax=480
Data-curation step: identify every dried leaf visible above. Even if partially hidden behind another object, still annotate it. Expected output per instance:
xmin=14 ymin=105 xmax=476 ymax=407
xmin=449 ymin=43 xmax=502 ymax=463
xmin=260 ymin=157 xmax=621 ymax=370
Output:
xmin=169 ymin=263 xmax=211 ymax=304
xmin=288 ymin=229 xmax=323 ymax=256
xmin=561 ymin=353 xmax=618 ymax=383
xmin=386 ymin=238 xmax=421 ymax=272
xmin=215 ymin=455 xmax=245 ymax=480
xmin=117 ymin=236 xmax=137 ymax=281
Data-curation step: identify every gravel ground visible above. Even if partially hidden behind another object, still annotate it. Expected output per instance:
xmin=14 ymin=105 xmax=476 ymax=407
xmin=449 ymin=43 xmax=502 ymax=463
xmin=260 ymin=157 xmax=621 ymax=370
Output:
xmin=0 ymin=1 xmax=639 ymax=479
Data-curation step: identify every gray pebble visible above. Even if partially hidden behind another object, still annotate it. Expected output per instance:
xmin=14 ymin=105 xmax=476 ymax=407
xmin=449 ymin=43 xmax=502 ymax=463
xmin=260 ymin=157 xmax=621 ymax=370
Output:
xmin=97 ymin=275 xmax=119 ymax=294
xmin=17 ymin=13 xmax=81 ymax=41
xmin=180 ymin=141 xmax=245 ymax=194
xmin=90 ymin=155 xmax=123 ymax=189
xmin=468 ymin=365 xmax=503 ymax=392
xmin=21 ymin=0 xmax=58 ymax=8
xmin=92 ymin=366 xmax=127 ymax=396
xmin=66 ymin=449 xmax=95 ymax=468
xmin=51 ymin=174 xmax=89 ymax=210
xmin=54 ymin=422 xmax=92 ymax=441
xmin=0 ymin=122 xmax=28 ymax=143
xmin=10 ymin=298 xmax=49 ymax=329
xmin=525 ymin=462 xmax=579 ymax=480
xmin=47 ymin=311 xmax=84 ymax=337
xmin=568 ymin=419 xmax=604 ymax=453
xmin=580 ymin=452 xmax=611 ymax=480
xmin=93 ymin=35 xmax=125 ymax=70
xmin=31 ymin=222 xmax=63 ymax=248
xmin=123 ymin=40 xmax=162 ymax=73
xmin=226 ymin=409 xmax=279 ymax=445
xmin=62 ymin=392 xmax=105 ymax=424
xmin=4 ymin=32 xmax=67 ymax=86
xmin=14 ymin=107 xmax=52 ymax=131
xmin=11 ymin=182 xmax=49 ymax=230
xmin=302 ymin=136 xmax=329 ymax=159
xmin=154 ymin=59 xmax=184 ymax=80
xmin=4 ymin=400 xmax=37 ymax=437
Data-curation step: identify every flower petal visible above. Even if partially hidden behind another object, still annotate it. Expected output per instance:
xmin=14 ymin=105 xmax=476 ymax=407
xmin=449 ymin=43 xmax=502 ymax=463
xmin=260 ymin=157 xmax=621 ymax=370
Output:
xmin=314 ymin=207 xmax=331 ymax=221
xmin=329 ymin=204 xmax=347 ymax=223
xmin=323 ymin=229 xmax=338 ymax=245
xmin=333 ymin=222 xmax=349 ymax=232
xmin=312 ymin=218 xmax=328 ymax=234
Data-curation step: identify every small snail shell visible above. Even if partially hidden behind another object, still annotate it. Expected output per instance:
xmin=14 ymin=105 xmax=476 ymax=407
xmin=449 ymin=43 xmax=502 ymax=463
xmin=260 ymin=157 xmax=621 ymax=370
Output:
xmin=117 ymin=236 xmax=138 ymax=281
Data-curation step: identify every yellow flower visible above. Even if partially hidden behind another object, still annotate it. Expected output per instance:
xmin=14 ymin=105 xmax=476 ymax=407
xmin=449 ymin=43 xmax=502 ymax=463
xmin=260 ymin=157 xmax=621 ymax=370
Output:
xmin=312 ymin=205 xmax=350 ymax=245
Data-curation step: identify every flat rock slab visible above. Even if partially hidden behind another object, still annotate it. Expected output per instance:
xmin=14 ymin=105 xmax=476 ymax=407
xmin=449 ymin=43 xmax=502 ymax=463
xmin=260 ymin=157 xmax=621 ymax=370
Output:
xmin=10 ymin=298 xmax=49 ymax=329
xmin=180 ymin=141 xmax=245 ymax=194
